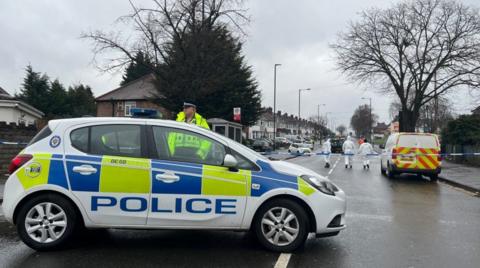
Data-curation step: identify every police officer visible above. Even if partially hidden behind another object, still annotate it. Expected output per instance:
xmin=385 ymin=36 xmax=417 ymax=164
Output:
xmin=176 ymin=102 xmax=210 ymax=129
xmin=168 ymin=102 xmax=211 ymax=160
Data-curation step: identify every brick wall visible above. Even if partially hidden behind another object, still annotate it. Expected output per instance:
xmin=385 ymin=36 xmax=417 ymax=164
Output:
xmin=0 ymin=144 xmax=25 ymax=175
xmin=0 ymin=122 xmax=38 ymax=143
xmin=96 ymin=100 xmax=174 ymax=119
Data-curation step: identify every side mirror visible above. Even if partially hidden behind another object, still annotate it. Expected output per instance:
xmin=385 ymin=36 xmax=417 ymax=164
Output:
xmin=223 ymin=154 xmax=238 ymax=168
xmin=379 ymin=144 xmax=385 ymax=149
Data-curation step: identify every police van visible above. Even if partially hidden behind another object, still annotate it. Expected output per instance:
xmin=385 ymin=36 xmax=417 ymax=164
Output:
xmin=2 ymin=118 xmax=346 ymax=252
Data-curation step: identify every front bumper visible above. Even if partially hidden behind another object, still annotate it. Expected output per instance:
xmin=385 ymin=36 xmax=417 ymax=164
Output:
xmin=310 ymin=189 xmax=347 ymax=235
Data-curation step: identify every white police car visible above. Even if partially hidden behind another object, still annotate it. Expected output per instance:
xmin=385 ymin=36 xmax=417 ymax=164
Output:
xmin=2 ymin=118 xmax=346 ymax=252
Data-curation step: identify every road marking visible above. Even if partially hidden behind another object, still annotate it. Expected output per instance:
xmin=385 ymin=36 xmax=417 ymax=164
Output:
xmin=327 ymin=158 xmax=340 ymax=178
xmin=274 ymin=253 xmax=291 ymax=268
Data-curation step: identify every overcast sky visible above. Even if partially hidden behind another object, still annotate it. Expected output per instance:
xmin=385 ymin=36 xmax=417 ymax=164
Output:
xmin=0 ymin=0 xmax=478 ymax=129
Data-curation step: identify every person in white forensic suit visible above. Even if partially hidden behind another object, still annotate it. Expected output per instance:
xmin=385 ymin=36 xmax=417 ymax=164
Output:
xmin=322 ymin=138 xmax=332 ymax=168
xmin=342 ymin=136 xmax=355 ymax=169
xmin=358 ymin=138 xmax=374 ymax=170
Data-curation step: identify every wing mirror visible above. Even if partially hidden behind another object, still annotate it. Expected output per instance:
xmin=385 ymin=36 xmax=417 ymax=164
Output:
xmin=379 ymin=144 xmax=385 ymax=149
xmin=223 ymin=154 xmax=238 ymax=169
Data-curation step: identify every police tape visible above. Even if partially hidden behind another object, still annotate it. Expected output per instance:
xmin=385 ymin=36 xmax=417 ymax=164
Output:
xmin=0 ymin=141 xmax=28 ymax=145
xmin=262 ymin=151 xmax=480 ymax=157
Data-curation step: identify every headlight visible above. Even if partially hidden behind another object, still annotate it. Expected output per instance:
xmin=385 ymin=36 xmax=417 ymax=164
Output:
xmin=300 ymin=175 xmax=338 ymax=196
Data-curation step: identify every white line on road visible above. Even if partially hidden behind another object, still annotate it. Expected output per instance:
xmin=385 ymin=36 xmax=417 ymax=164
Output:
xmin=327 ymin=158 xmax=340 ymax=178
xmin=274 ymin=253 xmax=291 ymax=268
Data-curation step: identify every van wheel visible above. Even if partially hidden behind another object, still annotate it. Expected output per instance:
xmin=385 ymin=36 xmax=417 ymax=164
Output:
xmin=429 ymin=174 xmax=438 ymax=182
xmin=380 ymin=161 xmax=386 ymax=175
xmin=253 ymin=199 xmax=309 ymax=252
xmin=386 ymin=163 xmax=396 ymax=178
xmin=16 ymin=193 xmax=78 ymax=251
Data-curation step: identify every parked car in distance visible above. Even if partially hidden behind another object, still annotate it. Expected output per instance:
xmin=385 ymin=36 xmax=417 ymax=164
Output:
xmin=330 ymin=138 xmax=345 ymax=153
xmin=252 ymin=139 xmax=273 ymax=152
xmin=274 ymin=137 xmax=291 ymax=148
xmin=288 ymin=143 xmax=312 ymax=154
xmin=380 ymin=132 xmax=441 ymax=180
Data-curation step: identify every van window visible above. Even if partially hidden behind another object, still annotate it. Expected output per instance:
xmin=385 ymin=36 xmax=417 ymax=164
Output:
xmin=397 ymin=135 xmax=437 ymax=148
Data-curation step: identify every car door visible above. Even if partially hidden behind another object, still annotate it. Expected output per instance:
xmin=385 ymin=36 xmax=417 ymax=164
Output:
xmin=65 ymin=122 xmax=150 ymax=226
xmin=146 ymin=124 xmax=248 ymax=228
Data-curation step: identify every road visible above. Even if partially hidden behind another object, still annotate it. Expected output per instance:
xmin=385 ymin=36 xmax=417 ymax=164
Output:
xmin=1 ymin=155 xmax=479 ymax=268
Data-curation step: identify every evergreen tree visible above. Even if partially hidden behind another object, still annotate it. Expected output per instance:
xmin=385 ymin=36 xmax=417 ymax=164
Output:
xmin=67 ymin=84 xmax=96 ymax=117
xmin=16 ymin=65 xmax=51 ymax=114
xmin=154 ymin=26 xmax=262 ymax=126
xmin=49 ymin=79 xmax=68 ymax=117
xmin=120 ymin=52 xmax=153 ymax=86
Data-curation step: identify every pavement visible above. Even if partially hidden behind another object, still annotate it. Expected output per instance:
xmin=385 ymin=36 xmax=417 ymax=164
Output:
xmin=0 ymin=155 xmax=479 ymax=267
xmin=439 ymin=161 xmax=480 ymax=195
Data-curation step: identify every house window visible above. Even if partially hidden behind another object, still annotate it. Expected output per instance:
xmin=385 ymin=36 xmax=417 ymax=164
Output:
xmin=125 ymin=101 xmax=136 ymax=116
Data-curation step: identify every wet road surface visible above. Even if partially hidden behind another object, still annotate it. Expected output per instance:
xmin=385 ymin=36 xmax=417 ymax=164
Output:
xmin=0 ymin=155 xmax=479 ymax=268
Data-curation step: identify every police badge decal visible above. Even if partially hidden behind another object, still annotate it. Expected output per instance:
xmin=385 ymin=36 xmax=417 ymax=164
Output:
xmin=49 ymin=135 xmax=61 ymax=148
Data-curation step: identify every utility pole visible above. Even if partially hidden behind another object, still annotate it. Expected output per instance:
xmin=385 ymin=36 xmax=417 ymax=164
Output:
xmin=298 ymin=88 xmax=311 ymax=136
xmin=273 ymin=64 xmax=281 ymax=150
xmin=317 ymin=104 xmax=325 ymax=141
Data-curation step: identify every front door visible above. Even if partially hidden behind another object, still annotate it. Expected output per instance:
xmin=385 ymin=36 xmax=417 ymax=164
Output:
xmin=65 ymin=123 xmax=150 ymax=226
xmin=146 ymin=125 xmax=248 ymax=228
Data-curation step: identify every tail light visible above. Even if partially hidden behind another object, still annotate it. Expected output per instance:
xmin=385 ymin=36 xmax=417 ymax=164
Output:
xmin=8 ymin=154 xmax=33 ymax=174
xmin=392 ymin=148 xmax=398 ymax=160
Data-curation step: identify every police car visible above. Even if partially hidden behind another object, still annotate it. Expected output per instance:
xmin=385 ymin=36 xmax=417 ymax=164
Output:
xmin=2 ymin=118 xmax=346 ymax=252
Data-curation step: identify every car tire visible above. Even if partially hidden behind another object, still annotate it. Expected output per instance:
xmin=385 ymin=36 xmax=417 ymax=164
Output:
xmin=429 ymin=174 xmax=438 ymax=182
xmin=253 ymin=199 xmax=309 ymax=252
xmin=16 ymin=193 xmax=79 ymax=251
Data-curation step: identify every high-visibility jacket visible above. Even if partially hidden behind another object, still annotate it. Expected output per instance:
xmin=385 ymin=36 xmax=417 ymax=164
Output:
xmin=168 ymin=112 xmax=211 ymax=160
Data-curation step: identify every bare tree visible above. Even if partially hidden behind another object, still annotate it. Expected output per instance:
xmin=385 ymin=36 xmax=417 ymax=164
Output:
xmin=82 ymin=0 xmax=249 ymax=73
xmin=332 ymin=0 xmax=480 ymax=131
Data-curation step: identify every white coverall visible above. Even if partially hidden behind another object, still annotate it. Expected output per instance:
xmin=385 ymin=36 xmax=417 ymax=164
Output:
xmin=358 ymin=142 xmax=374 ymax=167
xmin=342 ymin=137 xmax=356 ymax=167
xmin=322 ymin=139 xmax=332 ymax=167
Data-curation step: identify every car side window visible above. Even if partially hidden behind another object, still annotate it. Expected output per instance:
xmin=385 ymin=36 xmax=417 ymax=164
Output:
xmin=70 ymin=127 xmax=89 ymax=152
xmin=90 ymin=125 xmax=142 ymax=157
xmin=152 ymin=126 xmax=226 ymax=166
xmin=70 ymin=125 xmax=142 ymax=158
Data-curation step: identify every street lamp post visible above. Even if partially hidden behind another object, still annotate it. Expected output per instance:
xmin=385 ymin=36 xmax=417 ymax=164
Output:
xmin=298 ymin=88 xmax=311 ymax=136
xmin=362 ymin=97 xmax=372 ymax=141
xmin=273 ymin=64 xmax=281 ymax=151
xmin=317 ymin=104 xmax=326 ymax=141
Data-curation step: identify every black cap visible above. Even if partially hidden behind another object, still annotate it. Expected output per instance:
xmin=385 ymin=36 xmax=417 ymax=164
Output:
xmin=183 ymin=102 xmax=196 ymax=108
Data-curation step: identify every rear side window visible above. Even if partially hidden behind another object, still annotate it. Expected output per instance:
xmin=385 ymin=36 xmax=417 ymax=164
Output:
xmin=28 ymin=126 xmax=52 ymax=146
xmin=398 ymin=135 xmax=437 ymax=148
xmin=70 ymin=125 xmax=142 ymax=158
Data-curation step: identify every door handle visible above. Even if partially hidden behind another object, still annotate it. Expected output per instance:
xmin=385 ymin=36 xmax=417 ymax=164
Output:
xmin=72 ymin=165 xmax=97 ymax=175
xmin=155 ymin=172 xmax=180 ymax=183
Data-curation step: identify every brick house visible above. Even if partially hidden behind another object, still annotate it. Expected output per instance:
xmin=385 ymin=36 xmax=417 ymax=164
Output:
xmin=95 ymin=74 xmax=172 ymax=118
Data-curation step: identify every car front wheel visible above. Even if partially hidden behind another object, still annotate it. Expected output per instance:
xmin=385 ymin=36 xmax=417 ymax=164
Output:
xmin=253 ymin=199 xmax=309 ymax=252
xmin=16 ymin=193 xmax=79 ymax=251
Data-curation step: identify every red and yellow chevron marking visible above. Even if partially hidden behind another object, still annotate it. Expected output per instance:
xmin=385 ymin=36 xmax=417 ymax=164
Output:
xmin=393 ymin=147 xmax=440 ymax=170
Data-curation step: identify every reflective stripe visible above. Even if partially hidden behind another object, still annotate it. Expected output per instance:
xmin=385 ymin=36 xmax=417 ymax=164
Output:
xmin=297 ymin=177 xmax=315 ymax=196
xmin=17 ymin=153 xmax=52 ymax=190
xmin=99 ymin=156 xmax=151 ymax=193
xmin=201 ymin=165 xmax=250 ymax=196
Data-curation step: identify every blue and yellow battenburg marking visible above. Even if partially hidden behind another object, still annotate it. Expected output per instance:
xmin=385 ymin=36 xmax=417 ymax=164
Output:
xmin=17 ymin=154 xmax=316 ymax=197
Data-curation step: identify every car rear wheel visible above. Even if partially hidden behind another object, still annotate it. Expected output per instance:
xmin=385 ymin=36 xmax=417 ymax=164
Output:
xmin=16 ymin=193 xmax=79 ymax=251
xmin=253 ymin=199 xmax=309 ymax=252
xmin=380 ymin=160 xmax=386 ymax=175
xmin=429 ymin=174 xmax=438 ymax=182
